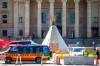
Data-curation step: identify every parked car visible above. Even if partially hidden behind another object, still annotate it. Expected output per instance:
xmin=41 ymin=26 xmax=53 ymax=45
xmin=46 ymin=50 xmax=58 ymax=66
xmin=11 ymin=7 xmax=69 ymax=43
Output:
xmin=70 ymin=47 xmax=85 ymax=56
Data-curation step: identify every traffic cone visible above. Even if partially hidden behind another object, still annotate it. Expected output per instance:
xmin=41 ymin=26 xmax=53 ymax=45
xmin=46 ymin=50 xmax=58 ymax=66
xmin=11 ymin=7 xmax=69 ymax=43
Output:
xmin=56 ymin=56 xmax=61 ymax=65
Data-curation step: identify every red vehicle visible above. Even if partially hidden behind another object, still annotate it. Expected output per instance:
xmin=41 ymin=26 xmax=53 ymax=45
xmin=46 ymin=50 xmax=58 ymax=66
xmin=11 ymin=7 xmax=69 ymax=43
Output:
xmin=0 ymin=39 xmax=10 ymax=54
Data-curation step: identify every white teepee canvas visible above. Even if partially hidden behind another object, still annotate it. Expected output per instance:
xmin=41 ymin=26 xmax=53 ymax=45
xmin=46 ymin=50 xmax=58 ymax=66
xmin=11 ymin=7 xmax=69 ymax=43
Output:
xmin=42 ymin=25 xmax=69 ymax=52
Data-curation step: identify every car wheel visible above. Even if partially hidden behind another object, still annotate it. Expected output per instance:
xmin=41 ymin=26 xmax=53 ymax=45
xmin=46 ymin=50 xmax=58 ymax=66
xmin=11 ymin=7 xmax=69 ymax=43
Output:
xmin=35 ymin=57 xmax=41 ymax=64
xmin=5 ymin=58 xmax=11 ymax=64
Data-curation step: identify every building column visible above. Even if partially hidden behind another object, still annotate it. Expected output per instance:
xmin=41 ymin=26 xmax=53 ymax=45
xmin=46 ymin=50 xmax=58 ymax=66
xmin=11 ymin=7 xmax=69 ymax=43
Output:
xmin=98 ymin=0 xmax=100 ymax=37
xmin=74 ymin=0 xmax=80 ymax=38
xmin=14 ymin=0 xmax=19 ymax=38
xmin=25 ymin=0 xmax=30 ymax=37
xmin=49 ymin=0 xmax=55 ymax=26
xmin=62 ymin=0 xmax=67 ymax=37
xmin=87 ymin=0 xmax=92 ymax=38
xmin=36 ymin=0 xmax=42 ymax=38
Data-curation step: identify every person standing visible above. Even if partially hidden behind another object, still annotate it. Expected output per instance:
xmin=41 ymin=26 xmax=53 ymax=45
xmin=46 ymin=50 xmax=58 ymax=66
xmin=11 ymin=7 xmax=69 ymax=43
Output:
xmin=96 ymin=49 xmax=99 ymax=65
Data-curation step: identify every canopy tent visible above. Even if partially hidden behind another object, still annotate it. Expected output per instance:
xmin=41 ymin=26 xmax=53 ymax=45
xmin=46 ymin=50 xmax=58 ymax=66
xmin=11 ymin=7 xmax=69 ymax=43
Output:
xmin=42 ymin=25 xmax=69 ymax=52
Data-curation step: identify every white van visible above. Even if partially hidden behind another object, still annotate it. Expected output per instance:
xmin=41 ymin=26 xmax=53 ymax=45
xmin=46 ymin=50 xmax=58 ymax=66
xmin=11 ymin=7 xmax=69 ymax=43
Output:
xmin=70 ymin=47 xmax=85 ymax=56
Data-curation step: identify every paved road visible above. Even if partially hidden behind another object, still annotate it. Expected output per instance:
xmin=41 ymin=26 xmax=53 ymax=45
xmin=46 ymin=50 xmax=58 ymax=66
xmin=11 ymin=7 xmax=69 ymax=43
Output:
xmin=0 ymin=61 xmax=96 ymax=66
xmin=0 ymin=56 xmax=96 ymax=66
xmin=0 ymin=64 xmax=96 ymax=66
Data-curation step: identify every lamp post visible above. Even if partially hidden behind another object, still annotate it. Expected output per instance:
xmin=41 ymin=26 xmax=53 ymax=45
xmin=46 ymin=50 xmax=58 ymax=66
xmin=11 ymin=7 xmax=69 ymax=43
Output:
xmin=92 ymin=41 xmax=95 ymax=47
xmin=92 ymin=41 xmax=96 ymax=50
xmin=77 ymin=42 xmax=79 ymax=47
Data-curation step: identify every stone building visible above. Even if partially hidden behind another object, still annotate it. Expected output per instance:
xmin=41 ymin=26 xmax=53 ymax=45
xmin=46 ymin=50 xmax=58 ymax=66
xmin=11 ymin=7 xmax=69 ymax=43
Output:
xmin=0 ymin=0 xmax=100 ymax=40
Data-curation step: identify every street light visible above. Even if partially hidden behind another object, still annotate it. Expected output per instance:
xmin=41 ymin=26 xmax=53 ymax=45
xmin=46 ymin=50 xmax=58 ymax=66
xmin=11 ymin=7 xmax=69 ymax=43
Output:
xmin=92 ymin=41 xmax=95 ymax=47
xmin=92 ymin=41 xmax=96 ymax=50
xmin=77 ymin=42 xmax=79 ymax=47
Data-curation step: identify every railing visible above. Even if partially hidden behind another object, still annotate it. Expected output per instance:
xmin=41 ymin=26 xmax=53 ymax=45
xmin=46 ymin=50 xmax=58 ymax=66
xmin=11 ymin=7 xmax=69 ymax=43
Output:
xmin=33 ymin=38 xmax=100 ymax=47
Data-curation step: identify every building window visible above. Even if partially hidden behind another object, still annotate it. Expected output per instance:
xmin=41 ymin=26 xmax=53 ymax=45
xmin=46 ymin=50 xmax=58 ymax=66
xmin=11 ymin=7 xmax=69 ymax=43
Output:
xmin=42 ymin=12 xmax=46 ymax=24
xmin=92 ymin=17 xmax=98 ymax=23
xmin=19 ymin=17 xmax=23 ymax=23
xmin=69 ymin=12 xmax=75 ymax=24
xmin=2 ymin=2 xmax=8 ymax=8
xmin=67 ymin=27 xmax=75 ymax=38
xmin=2 ymin=30 xmax=7 ymax=37
xmin=56 ymin=25 xmax=62 ymax=35
xmin=91 ymin=27 xmax=99 ymax=38
xmin=2 ymin=15 xmax=7 ymax=18
xmin=2 ymin=20 xmax=7 ymax=23
xmin=19 ymin=30 xmax=23 ymax=36
xmin=2 ymin=14 xmax=7 ymax=23
xmin=55 ymin=12 xmax=61 ymax=25
xmin=68 ymin=9 xmax=75 ymax=24
xmin=42 ymin=30 xmax=46 ymax=38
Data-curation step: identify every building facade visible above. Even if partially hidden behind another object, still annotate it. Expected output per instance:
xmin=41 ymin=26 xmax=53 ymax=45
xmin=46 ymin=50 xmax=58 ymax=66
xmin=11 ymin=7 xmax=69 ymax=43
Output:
xmin=0 ymin=0 xmax=100 ymax=39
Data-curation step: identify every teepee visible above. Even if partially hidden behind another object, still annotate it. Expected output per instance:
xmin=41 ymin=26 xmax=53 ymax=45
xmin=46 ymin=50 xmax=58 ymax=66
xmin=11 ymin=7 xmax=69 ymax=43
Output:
xmin=42 ymin=25 xmax=69 ymax=52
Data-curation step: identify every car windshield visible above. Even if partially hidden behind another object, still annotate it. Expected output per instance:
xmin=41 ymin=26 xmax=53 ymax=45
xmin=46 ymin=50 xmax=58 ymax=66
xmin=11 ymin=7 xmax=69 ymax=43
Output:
xmin=73 ymin=48 xmax=84 ymax=52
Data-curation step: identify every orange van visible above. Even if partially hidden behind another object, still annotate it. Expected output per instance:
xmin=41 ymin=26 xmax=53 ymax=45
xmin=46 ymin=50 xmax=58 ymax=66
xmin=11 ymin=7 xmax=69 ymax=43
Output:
xmin=5 ymin=44 xmax=51 ymax=64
